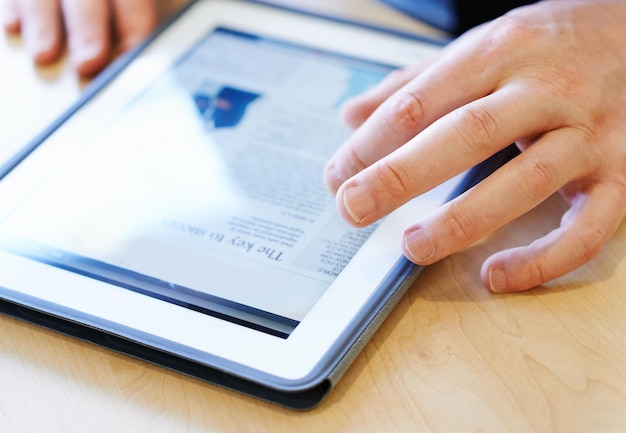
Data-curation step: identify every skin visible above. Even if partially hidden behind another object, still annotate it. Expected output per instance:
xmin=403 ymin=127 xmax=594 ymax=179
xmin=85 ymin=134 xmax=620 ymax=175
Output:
xmin=3 ymin=0 xmax=158 ymax=77
xmin=324 ymin=0 xmax=626 ymax=293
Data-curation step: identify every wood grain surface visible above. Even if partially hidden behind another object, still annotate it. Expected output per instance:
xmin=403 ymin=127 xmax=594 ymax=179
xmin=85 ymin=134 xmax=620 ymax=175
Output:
xmin=1 ymin=1 xmax=624 ymax=432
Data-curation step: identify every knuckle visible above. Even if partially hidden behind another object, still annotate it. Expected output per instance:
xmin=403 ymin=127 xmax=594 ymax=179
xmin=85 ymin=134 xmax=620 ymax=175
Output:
xmin=374 ymin=158 xmax=412 ymax=199
xmin=483 ymin=14 xmax=534 ymax=54
xmin=385 ymin=91 xmax=427 ymax=136
xmin=443 ymin=201 xmax=478 ymax=244
xmin=576 ymin=225 xmax=606 ymax=261
xmin=344 ymin=145 xmax=369 ymax=174
xmin=526 ymin=225 xmax=606 ymax=287
xmin=453 ymin=105 xmax=499 ymax=154
xmin=516 ymin=156 xmax=558 ymax=199
xmin=526 ymin=258 xmax=548 ymax=288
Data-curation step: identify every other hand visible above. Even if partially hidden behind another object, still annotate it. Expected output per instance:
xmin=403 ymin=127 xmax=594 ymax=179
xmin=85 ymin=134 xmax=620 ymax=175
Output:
xmin=3 ymin=0 xmax=158 ymax=77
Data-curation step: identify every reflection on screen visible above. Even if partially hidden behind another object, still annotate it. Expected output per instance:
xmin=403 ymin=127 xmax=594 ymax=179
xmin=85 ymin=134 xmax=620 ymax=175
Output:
xmin=0 ymin=28 xmax=394 ymax=338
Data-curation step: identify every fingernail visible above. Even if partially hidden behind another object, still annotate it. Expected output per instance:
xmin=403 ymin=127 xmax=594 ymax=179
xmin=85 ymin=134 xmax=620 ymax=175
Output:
xmin=488 ymin=267 xmax=507 ymax=293
xmin=404 ymin=228 xmax=435 ymax=263
xmin=342 ymin=184 xmax=374 ymax=224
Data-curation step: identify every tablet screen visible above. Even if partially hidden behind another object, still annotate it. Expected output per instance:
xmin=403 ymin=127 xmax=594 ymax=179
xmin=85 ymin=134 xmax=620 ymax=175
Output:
xmin=0 ymin=26 xmax=396 ymax=338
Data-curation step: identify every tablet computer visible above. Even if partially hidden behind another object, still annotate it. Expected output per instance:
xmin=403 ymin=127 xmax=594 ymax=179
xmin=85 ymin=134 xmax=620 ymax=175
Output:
xmin=0 ymin=0 xmax=506 ymax=409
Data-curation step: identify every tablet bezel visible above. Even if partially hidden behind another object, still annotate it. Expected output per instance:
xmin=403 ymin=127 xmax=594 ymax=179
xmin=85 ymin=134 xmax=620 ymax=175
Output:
xmin=0 ymin=0 xmax=452 ymax=390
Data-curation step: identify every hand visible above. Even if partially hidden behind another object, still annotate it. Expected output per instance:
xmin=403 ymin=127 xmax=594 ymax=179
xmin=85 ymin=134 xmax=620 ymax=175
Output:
xmin=3 ymin=0 xmax=158 ymax=77
xmin=324 ymin=0 xmax=626 ymax=293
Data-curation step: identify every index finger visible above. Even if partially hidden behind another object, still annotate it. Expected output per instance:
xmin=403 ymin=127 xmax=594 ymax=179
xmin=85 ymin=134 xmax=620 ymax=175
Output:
xmin=323 ymin=22 xmax=512 ymax=193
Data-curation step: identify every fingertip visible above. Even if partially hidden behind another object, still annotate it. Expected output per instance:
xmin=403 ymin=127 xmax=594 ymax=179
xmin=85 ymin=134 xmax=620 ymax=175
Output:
xmin=117 ymin=34 xmax=144 ymax=54
xmin=481 ymin=254 xmax=519 ymax=293
xmin=3 ymin=1 xmax=20 ymax=33
xmin=339 ymin=97 xmax=370 ymax=130
xmin=116 ymin=23 xmax=154 ymax=54
xmin=482 ymin=264 xmax=508 ymax=293
xmin=73 ymin=55 xmax=109 ymax=78
xmin=25 ymin=29 xmax=63 ymax=65
xmin=481 ymin=252 xmax=541 ymax=294
xmin=403 ymin=226 xmax=436 ymax=264
xmin=71 ymin=42 xmax=110 ymax=77
xmin=4 ymin=17 xmax=20 ymax=34
xmin=336 ymin=181 xmax=374 ymax=227
xmin=35 ymin=35 xmax=66 ymax=65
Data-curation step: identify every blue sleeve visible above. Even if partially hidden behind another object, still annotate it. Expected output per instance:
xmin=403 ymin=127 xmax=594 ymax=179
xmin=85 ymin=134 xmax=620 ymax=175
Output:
xmin=379 ymin=0 xmax=536 ymax=35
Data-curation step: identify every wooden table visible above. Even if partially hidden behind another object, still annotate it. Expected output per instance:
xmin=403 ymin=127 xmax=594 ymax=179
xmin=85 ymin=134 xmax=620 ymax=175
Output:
xmin=1 ymin=2 xmax=625 ymax=432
